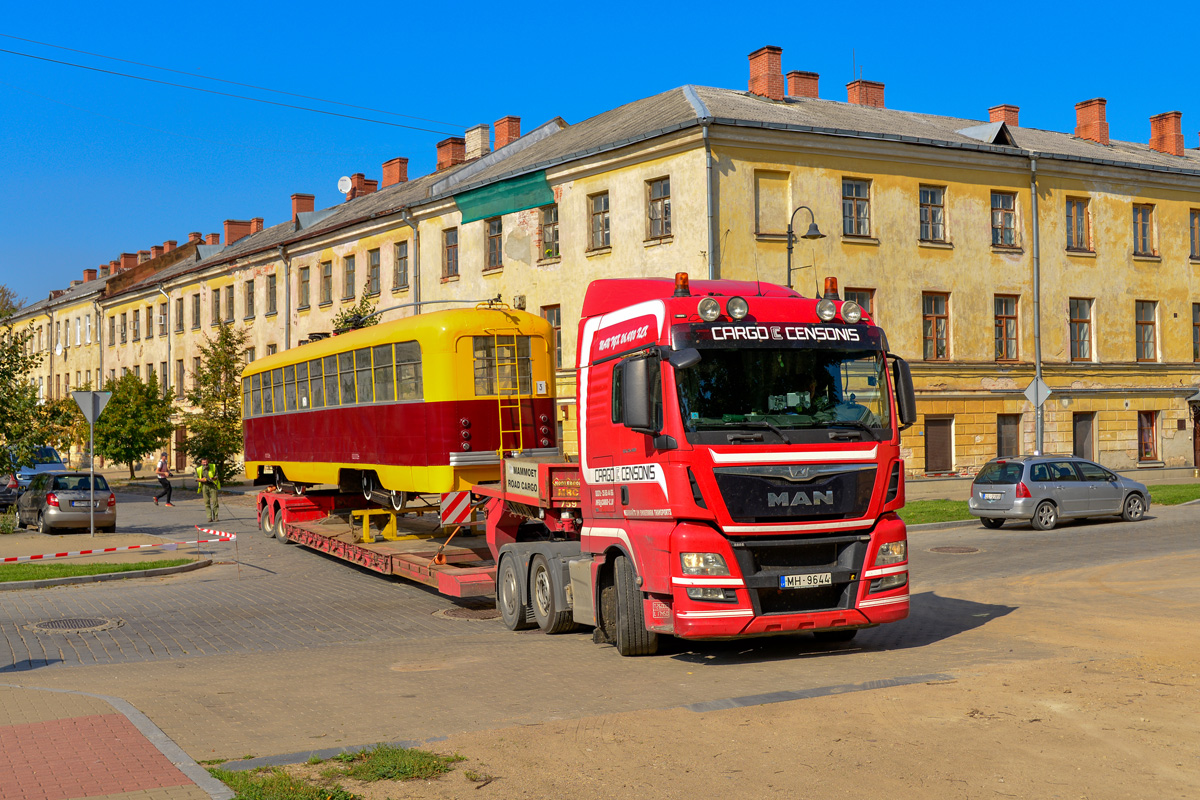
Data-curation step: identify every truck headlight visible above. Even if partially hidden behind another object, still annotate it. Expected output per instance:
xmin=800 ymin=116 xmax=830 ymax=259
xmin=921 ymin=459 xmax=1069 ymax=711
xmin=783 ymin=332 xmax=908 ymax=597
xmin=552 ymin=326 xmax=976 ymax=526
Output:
xmin=875 ymin=541 xmax=907 ymax=566
xmin=686 ymin=587 xmax=736 ymax=602
xmin=681 ymin=552 xmax=730 ymax=576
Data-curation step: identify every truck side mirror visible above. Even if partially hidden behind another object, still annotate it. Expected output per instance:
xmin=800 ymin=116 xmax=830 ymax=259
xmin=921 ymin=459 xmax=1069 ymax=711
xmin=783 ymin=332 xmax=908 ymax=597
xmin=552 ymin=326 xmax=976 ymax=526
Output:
xmin=667 ymin=347 xmax=701 ymax=370
xmin=621 ymin=355 xmax=660 ymax=436
xmin=891 ymin=356 xmax=917 ymax=430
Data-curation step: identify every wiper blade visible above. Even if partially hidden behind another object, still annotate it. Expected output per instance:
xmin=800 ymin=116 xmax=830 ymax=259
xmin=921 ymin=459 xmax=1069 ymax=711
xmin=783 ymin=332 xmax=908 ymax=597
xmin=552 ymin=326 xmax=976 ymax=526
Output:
xmin=824 ymin=420 xmax=878 ymax=441
xmin=726 ymin=420 xmax=791 ymax=444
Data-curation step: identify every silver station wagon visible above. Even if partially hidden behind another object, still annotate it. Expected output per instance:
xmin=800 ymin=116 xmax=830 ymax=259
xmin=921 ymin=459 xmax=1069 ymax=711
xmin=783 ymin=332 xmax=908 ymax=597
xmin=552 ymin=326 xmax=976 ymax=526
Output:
xmin=968 ymin=455 xmax=1150 ymax=531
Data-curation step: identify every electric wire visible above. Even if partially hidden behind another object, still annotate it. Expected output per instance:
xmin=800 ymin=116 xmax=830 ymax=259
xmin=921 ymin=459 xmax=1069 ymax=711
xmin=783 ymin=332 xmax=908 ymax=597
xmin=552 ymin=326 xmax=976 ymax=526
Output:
xmin=0 ymin=32 xmax=466 ymax=129
xmin=0 ymin=47 xmax=460 ymax=135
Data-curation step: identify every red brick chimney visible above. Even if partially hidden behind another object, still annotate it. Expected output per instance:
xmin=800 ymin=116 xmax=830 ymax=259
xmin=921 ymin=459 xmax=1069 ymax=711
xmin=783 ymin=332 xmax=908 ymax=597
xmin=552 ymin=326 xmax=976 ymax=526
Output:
xmin=150 ymin=245 xmax=164 ymax=259
xmin=251 ymin=217 xmax=264 ymax=233
xmin=436 ymin=137 xmax=467 ymax=171
xmin=224 ymin=219 xmax=253 ymax=245
xmin=787 ymin=70 xmax=819 ymax=99
xmin=495 ymin=116 xmax=521 ymax=149
xmin=748 ymin=46 xmax=784 ymax=101
xmin=989 ymin=104 xmax=1020 ymax=127
xmin=137 ymin=249 xmax=151 ymax=263
xmin=206 ymin=233 xmax=220 ymax=245
xmin=291 ymin=193 xmax=315 ymax=220
xmin=1149 ymin=111 xmax=1184 ymax=156
xmin=847 ymin=79 xmax=885 ymax=108
xmin=188 ymin=232 xmax=203 ymax=244
xmin=345 ymin=173 xmax=378 ymax=201
xmin=109 ymin=259 xmax=119 ymax=274
xmin=381 ymin=158 xmax=409 ymax=188
xmin=1074 ymin=98 xmax=1109 ymax=145
xmin=83 ymin=269 xmax=97 ymax=282
xmin=119 ymin=253 xmax=138 ymax=271
xmin=163 ymin=240 xmax=177 ymax=252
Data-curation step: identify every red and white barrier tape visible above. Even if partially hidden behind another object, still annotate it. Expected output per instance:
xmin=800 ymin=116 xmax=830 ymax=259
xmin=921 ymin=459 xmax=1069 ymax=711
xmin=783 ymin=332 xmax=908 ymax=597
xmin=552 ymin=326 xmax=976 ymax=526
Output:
xmin=0 ymin=527 xmax=236 ymax=565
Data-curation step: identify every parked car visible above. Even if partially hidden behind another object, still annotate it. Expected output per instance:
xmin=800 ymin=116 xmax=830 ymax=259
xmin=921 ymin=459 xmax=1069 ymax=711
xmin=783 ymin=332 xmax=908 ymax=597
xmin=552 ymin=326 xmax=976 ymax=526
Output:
xmin=968 ymin=455 xmax=1150 ymax=531
xmin=0 ymin=472 xmax=19 ymax=511
xmin=14 ymin=472 xmax=116 ymax=533
xmin=9 ymin=446 xmax=66 ymax=490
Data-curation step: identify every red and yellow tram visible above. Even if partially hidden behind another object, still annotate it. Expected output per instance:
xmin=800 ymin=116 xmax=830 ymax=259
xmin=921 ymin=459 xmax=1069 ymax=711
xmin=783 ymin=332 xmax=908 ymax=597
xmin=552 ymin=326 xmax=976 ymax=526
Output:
xmin=241 ymin=304 xmax=557 ymax=508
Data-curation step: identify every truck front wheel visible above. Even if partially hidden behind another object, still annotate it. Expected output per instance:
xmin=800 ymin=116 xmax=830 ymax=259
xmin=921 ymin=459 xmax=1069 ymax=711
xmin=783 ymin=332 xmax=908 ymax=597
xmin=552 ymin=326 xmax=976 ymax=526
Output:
xmin=613 ymin=554 xmax=658 ymax=656
xmin=497 ymin=555 xmax=533 ymax=631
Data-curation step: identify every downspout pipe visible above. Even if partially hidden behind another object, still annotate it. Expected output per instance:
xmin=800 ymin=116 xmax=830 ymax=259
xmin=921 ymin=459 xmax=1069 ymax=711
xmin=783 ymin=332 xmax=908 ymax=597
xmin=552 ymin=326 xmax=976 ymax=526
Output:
xmin=1030 ymin=155 xmax=1044 ymax=454
xmin=158 ymin=286 xmax=170 ymax=395
xmin=399 ymin=209 xmax=421 ymax=314
xmin=702 ymin=118 xmax=716 ymax=280
xmin=280 ymin=246 xmax=291 ymax=350
xmin=92 ymin=299 xmax=102 ymax=390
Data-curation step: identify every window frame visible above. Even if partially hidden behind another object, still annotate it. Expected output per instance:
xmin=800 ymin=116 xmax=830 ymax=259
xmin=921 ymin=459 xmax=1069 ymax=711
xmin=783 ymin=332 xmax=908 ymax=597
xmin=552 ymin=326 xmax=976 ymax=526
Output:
xmin=211 ymin=289 xmax=220 ymax=326
xmin=224 ymin=285 xmax=234 ymax=323
xmin=443 ymin=228 xmax=459 ymax=278
xmin=540 ymin=205 xmax=559 ymax=260
xmin=319 ymin=261 xmax=333 ymax=306
xmin=1137 ymin=410 xmax=1158 ymax=462
xmin=1065 ymin=197 xmax=1092 ymax=252
xmin=1193 ymin=303 xmax=1199 ymax=363
xmin=993 ymin=294 xmax=1019 ymax=362
xmin=342 ymin=255 xmax=356 ymax=300
xmin=589 ymin=192 xmax=611 ymax=251
xmin=367 ymin=248 xmax=381 ymax=295
xmin=990 ymin=191 xmax=1018 ymax=248
xmin=842 ymin=178 xmax=871 ymax=238
xmin=646 ymin=177 xmax=671 ymax=240
xmin=922 ymin=292 xmax=950 ymax=361
xmin=1069 ymin=298 xmax=1093 ymax=362
xmin=244 ymin=279 xmax=256 ymax=319
xmin=393 ymin=241 xmax=409 ymax=290
xmin=1135 ymin=300 xmax=1157 ymax=362
xmin=844 ymin=288 xmax=874 ymax=316
xmin=298 ymin=266 xmax=311 ymax=309
xmin=1132 ymin=204 xmax=1156 ymax=256
xmin=541 ymin=304 xmax=563 ymax=370
xmin=1190 ymin=210 xmax=1200 ymax=259
xmin=485 ymin=217 xmax=503 ymax=271
xmin=918 ymin=185 xmax=946 ymax=242
xmin=191 ymin=294 xmax=201 ymax=330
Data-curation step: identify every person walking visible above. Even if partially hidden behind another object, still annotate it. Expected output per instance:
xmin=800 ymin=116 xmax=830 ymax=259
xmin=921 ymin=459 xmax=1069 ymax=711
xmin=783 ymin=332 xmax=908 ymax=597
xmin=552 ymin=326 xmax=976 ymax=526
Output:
xmin=153 ymin=452 xmax=174 ymax=506
xmin=195 ymin=457 xmax=221 ymax=523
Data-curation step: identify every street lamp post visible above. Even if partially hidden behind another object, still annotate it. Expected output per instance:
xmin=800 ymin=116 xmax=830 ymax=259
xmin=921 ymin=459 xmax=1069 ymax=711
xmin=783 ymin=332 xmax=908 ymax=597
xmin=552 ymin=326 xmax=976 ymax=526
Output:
xmin=786 ymin=205 xmax=825 ymax=289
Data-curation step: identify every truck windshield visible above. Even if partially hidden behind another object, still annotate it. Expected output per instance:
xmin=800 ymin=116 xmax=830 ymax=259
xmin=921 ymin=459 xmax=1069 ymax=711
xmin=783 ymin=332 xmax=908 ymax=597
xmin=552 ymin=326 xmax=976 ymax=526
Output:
xmin=675 ymin=347 xmax=892 ymax=440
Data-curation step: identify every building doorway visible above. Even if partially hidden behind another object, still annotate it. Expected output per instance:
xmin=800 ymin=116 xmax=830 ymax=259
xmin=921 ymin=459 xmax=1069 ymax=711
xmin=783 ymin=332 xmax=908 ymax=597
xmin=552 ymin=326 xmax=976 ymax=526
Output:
xmin=997 ymin=414 xmax=1021 ymax=458
xmin=174 ymin=425 xmax=188 ymax=472
xmin=1072 ymin=413 xmax=1095 ymax=459
xmin=925 ymin=417 xmax=953 ymax=473
xmin=1192 ymin=404 xmax=1200 ymax=468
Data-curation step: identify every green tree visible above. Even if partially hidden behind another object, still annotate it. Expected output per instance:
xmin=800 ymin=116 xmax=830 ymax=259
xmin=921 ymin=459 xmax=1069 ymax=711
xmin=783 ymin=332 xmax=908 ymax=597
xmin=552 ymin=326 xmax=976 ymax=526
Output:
xmin=332 ymin=281 xmax=380 ymax=333
xmin=36 ymin=394 xmax=88 ymax=467
xmin=0 ymin=284 xmax=42 ymax=470
xmin=184 ymin=322 xmax=247 ymax=483
xmin=94 ymin=372 xmax=175 ymax=478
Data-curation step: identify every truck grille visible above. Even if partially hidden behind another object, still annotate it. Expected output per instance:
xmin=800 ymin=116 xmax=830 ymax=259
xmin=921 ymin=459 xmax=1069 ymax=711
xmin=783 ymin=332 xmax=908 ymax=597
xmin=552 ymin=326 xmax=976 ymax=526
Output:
xmin=729 ymin=534 xmax=868 ymax=615
xmin=714 ymin=464 xmax=876 ymax=523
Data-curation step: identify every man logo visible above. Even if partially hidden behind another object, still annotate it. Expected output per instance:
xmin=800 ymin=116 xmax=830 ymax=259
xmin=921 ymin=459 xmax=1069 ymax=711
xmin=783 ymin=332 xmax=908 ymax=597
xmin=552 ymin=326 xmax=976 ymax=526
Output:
xmin=768 ymin=491 xmax=833 ymax=508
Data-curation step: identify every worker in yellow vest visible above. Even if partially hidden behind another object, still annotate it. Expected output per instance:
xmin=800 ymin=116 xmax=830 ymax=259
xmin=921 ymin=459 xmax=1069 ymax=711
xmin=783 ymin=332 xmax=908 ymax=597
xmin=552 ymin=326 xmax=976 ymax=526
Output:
xmin=195 ymin=458 xmax=221 ymax=523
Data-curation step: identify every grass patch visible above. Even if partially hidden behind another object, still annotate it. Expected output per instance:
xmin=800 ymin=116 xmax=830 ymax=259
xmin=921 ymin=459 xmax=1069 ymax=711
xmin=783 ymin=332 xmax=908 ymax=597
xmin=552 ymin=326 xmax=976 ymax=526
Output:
xmin=323 ymin=743 xmax=464 ymax=782
xmin=0 ymin=558 xmax=193 ymax=583
xmin=898 ymin=499 xmax=973 ymax=525
xmin=1145 ymin=484 xmax=1200 ymax=505
xmin=208 ymin=767 xmax=359 ymax=800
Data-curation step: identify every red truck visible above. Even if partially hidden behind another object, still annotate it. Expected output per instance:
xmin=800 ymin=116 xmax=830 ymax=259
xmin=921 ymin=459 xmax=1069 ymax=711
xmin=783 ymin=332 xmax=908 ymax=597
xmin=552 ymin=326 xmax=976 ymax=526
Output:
xmin=257 ymin=273 xmax=916 ymax=656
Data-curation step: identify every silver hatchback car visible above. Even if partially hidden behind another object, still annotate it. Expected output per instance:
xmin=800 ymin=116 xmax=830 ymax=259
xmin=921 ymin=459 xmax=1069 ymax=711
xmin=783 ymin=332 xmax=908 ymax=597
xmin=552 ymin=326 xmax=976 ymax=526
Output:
xmin=15 ymin=472 xmax=117 ymax=533
xmin=968 ymin=455 xmax=1150 ymax=531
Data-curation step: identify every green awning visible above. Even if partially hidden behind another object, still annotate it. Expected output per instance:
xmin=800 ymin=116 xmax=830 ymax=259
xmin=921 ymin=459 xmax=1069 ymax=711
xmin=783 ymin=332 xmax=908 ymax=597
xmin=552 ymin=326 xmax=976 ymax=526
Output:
xmin=454 ymin=171 xmax=554 ymax=224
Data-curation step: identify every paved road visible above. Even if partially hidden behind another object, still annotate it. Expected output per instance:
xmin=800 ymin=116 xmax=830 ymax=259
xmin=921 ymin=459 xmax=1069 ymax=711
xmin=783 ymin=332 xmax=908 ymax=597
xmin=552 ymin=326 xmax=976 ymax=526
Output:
xmin=1 ymin=488 xmax=1196 ymax=761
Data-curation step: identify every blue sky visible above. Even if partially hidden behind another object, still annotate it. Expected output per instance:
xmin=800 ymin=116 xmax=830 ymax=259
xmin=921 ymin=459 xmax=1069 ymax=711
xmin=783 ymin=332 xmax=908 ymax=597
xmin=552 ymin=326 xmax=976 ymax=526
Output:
xmin=2 ymin=2 xmax=1195 ymax=306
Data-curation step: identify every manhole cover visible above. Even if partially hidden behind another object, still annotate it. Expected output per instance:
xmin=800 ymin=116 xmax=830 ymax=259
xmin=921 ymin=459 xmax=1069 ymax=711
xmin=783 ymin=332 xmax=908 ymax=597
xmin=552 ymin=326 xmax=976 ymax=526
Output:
xmin=434 ymin=606 xmax=501 ymax=621
xmin=27 ymin=617 xmax=123 ymax=634
xmin=929 ymin=546 xmax=980 ymax=555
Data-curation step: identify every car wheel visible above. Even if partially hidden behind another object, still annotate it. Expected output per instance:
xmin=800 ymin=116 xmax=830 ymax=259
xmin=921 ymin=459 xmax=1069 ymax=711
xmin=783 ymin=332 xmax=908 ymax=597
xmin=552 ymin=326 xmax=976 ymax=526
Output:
xmin=980 ymin=517 xmax=1005 ymax=529
xmin=36 ymin=512 xmax=48 ymax=534
xmin=1121 ymin=493 xmax=1146 ymax=522
xmin=1031 ymin=501 xmax=1058 ymax=531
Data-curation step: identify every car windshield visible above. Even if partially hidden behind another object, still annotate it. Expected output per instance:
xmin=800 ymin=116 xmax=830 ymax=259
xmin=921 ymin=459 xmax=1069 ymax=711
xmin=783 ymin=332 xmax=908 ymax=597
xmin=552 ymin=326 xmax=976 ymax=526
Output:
xmin=51 ymin=475 xmax=109 ymax=491
xmin=32 ymin=447 xmax=63 ymax=465
xmin=675 ymin=347 xmax=891 ymax=434
xmin=975 ymin=462 xmax=1023 ymax=485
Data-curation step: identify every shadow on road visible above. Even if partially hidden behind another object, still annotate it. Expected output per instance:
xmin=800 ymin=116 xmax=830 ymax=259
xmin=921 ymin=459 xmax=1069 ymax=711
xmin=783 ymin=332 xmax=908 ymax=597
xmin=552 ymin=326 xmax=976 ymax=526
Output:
xmin=0 ymin=657 xmax=64 ymax=673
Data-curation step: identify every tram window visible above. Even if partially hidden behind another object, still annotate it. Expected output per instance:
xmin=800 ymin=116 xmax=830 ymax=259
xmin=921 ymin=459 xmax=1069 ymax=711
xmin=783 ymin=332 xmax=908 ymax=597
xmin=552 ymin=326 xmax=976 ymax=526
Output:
xmin=396 ymin=341 xmax=423 ymax=400
xmin=284 ymin=365 xmax=297 ymax=411
xmin=323 ymin=355 xmax=339 ymax=406
xmin=473 ymin=336 xmax=532 ymax=396
xmin=339 ymin=352 xmax=356 ymax=404
xmin=252 ymin=373 xmax=263 ymax=416
xmin=243 ymin=378 xmax=252 ymax=418
xmin=355 ymin=348 xmax=373 ymax=403
xmin=272 ymin=368 xmax=284 ymax=413
xmin=262 ymin=370 xmax=274 ymax=414
xmin=310 ymin=359 xmax=325 ymax=408
xmin=296 ymin=362 xmax=309 ymax=409
xmin=373 ymin=344 xmax=394 ymax=401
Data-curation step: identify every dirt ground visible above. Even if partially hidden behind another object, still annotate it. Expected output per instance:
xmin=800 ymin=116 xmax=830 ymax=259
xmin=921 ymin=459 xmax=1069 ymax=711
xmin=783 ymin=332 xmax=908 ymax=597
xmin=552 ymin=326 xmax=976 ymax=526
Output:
xmin=267 ymin=553 xmax=1200 ymax=800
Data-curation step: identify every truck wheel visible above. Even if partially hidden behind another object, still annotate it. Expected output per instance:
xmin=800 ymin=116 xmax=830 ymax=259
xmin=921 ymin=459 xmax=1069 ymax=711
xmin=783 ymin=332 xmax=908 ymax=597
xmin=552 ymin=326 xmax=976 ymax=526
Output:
xmin=260 ymin=506 xmax=274 ymax=537
xmin=1031 ymin=501 xmax=1058 ymax=531
xmin=613 ymin=554 xmax=658 ymax=656
xmin=980 ymin=517 xmax=1004 ymax=529
xmin=271 ymin=505 xmax=290 ymax=543
xmin=497 ymin=555 xmax=533 ymax=631
xmin=530 ymin=555 xmax=576 ymax=634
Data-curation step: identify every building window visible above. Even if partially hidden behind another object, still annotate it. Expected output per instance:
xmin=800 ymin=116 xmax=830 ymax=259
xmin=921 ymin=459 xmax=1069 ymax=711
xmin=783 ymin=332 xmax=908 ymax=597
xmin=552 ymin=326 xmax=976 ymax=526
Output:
xmin=75 ymin=317 xmax=81 ymax=346
xmin=647 ymin=177 xmax=671 ymax=239
xmin=267 ymin=274 xmax=277 ymax=314
xmin=542 ymin=304 xmax=562 ymax=369
xmin=367 ymin=249 xmax=380 ymax=295
xmin=108 ymin=317 xmax=115 ymax=346
xmin=298 ymin=267 xmax=310 ymax=309
xmin=393 ymin=242 xmax=409 ymax=289
xmin=486 ymin=218 xmax=503 ymax=270
xmin=174 ymin=298 xmax=182 ymax=332
xmin=1135 ymin=300 xmax=1157 ymax=362
xmin=844 ymin=288 xmax=874 ymax=316
xmin=443 ymin=228 xmax=459 ymax=278
xmin=1066 ymin=198 xmax=1091 ymax=251
xmin=590 ymin=193 xmax=610 ymax=250
xmin=175 ymin=360 xmax=184 ymax=398
xmin=922 ymin=293 xmax=949 ymax=361
xmin=120 ymin=313 xmax=127 ymax=343
xmin=320 ymin=262 xmax=333 ymax=305
xmin=1193 ymin=303 xmax=1199 ymax=362
xmin=1190 ymin=210 xmax=1200 ymax=259
xmin=158 ymin=303 xmax=168 ymax=336
xmin=146 ymin=307 xmax=154 ymax=338
xmin=919 ymin=186 xmax=945 ymax=242
xmin=266 ymin=343 xmax=278 ymax=356
xmin=211 ymin=289 xmax=220 ymax=325
xmin=192 ymin=357 xmax=200 ymax=390
xmin=160 ymin=362 xmax=167 ymax=396
xmin=224 ymin=286 xmax=234 ymax=322
xmin=991 ymin=191 xmax=1017 ymax=247
xmin=246 ymin=347 xmax=256 ymax=363
xmin=244 ymin=280 xmax=255 ymax=318
xmin=1132 ymin=204 xmax=1155 ymax=256
xmin=191 ymin=293 xmax=200 ymax=329
xmin=133 ymin=365 xmax=140 ymax=379
xmin=997 ymin=414 xmax=1021 ymax=458
xmin=1137 ymin=411 xmax=1158 ymax=462
xmin=541 ymin=205 xmax=559 ymax=259
xmin=1069 ymin=298 xmax=1092 ymax=362
xmin=842 ymin=179 xmax=870 ymax=236
xmin=85 ymin=314 xmax=92 ymax=343
xmin=994 ymin=295 xmax=1018 ymax=361
xmin=132 ymin=310 xmax=140 ymax=340
xmin=342 ymin=255 xmax=356 ymax=300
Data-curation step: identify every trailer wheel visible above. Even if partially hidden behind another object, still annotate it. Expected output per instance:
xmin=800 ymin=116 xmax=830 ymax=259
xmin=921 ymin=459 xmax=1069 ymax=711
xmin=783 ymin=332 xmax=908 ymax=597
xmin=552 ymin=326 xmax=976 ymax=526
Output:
xmin=259 ymin=505 xmax=274 ymax=537
xmin=613 ymin=554 xmax=658 ymax=656
xmin=531 ymin=555 xmax=576 ymax=634
xmin=497 ymin=555 xmax=534 ymax=631
xmin=271 ymin=505 xmax=290 ymax=543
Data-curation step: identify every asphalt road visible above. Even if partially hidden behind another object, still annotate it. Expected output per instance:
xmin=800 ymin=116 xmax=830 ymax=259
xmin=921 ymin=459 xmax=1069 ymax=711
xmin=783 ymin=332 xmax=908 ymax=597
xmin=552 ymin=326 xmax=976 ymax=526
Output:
xmin=1 ymin=488 xmax=1196 ymax=761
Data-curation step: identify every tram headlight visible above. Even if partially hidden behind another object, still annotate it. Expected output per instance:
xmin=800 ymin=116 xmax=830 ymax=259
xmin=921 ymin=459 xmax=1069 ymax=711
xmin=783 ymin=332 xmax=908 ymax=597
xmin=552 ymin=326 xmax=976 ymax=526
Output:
xmin=727 ymin=296 xmax=749 ymax=320
xmin=816 ymin=298 xmax=837 ymax=321
xmin=697 ymin=297 xmax=721 ymax=322
xmin=841 ymin=301 xmax=862 ymax=324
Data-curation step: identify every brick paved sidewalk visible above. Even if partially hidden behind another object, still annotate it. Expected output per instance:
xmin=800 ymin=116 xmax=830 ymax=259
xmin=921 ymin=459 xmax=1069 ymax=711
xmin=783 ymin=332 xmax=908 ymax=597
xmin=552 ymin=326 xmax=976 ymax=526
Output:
xmin=0 ymin=686 xmax=232 ymax=800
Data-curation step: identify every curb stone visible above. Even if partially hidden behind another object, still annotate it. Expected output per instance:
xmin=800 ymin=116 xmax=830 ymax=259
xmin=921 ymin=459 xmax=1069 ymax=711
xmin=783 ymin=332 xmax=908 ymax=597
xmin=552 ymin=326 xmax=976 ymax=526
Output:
xmin=0 ymin=559 xmax=212 ymax=592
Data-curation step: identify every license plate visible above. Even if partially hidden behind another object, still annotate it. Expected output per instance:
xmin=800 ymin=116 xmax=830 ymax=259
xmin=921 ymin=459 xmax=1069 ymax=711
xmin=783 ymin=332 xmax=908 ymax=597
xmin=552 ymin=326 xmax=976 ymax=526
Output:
xmin=780 ymin=572 xmax=832 ymax=589
xmin=982 ymin=492 xmax=1002 ymax=502
xmin=70 ymin=500 xmax=91 ymax=508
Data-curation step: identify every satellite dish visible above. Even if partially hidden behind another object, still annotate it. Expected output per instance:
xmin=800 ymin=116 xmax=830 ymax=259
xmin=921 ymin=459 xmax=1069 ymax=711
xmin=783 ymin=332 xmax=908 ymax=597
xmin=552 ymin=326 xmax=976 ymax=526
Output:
xmin=337 ymin=176 xmax=352 ymax=194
